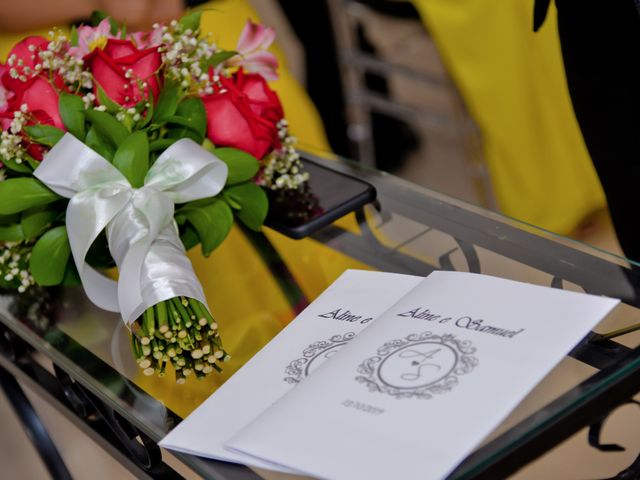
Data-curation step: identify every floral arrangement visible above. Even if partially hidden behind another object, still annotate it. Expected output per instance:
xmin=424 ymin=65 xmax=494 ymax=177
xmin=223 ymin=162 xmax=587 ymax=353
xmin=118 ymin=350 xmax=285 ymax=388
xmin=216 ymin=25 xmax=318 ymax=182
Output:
xmin=0 ymin=11 xmax=308 ymax=383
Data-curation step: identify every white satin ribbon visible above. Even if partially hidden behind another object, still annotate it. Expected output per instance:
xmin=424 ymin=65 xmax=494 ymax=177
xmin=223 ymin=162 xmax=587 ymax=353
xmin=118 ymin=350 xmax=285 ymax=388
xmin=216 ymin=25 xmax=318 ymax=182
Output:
xmin=34 ymin=133 xmax=228 ymax=325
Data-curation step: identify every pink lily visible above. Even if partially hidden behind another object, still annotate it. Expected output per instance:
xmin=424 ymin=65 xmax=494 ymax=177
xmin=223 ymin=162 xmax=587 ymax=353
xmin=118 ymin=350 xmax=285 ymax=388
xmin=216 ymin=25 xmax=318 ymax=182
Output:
xmin=129 ymin=24 xmax=164 ymax=49
xmin=230 ymin=19 xmax=279 ymax=81
xmin=68 ymin=19 xmax=114 ymax=58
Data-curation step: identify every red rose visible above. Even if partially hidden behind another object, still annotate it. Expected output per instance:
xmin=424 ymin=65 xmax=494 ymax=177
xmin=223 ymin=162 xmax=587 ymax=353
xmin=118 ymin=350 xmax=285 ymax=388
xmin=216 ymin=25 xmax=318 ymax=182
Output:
xmin=234 ymin=70 xmax=283 ymax=124
xmin=10 ymin=76 xmax=63 ymax=130
xmin=2 ymin=36 xmax=48 ymax=92
xmin=202 ymin=71 xmax=283 ymax=159
xmin=85 ymin=39 xmax=161 ymax=107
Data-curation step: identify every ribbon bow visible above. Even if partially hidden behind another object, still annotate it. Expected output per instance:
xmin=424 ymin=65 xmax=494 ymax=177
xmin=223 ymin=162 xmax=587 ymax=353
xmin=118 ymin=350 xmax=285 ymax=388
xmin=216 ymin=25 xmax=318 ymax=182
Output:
xmin=34 ymin=133 xmax=228 ymax=325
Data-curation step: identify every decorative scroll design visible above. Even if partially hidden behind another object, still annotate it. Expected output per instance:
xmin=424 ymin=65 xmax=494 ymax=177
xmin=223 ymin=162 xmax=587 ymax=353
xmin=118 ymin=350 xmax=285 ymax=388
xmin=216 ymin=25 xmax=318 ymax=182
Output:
xmin=284 ymin=332 xmax=356 ymax=384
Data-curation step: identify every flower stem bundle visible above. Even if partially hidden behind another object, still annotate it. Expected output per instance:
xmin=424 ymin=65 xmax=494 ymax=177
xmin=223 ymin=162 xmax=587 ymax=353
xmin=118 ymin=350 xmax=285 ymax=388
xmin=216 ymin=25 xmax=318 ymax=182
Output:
xmin=131 ymin=296 xmax=230 ymax=383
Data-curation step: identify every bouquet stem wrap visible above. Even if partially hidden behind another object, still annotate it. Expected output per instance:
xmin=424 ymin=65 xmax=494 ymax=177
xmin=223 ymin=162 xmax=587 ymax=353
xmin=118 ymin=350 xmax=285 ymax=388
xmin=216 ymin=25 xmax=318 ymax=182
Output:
xmin=34 ymin=133 xmax=228 ymax=325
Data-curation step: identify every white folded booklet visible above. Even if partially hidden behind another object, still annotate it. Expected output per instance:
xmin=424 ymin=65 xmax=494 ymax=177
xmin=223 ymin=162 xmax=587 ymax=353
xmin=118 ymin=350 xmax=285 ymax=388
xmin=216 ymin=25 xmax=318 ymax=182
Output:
xmin=159 ymin=269 xmax=423 ymax=471
xmin=227 ymin=271 xmax=619 ymax=480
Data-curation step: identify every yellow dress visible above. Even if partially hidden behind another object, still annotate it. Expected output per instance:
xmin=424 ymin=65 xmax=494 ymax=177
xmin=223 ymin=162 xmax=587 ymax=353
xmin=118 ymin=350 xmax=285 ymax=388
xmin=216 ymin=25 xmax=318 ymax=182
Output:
xmin=0 ymin=1 xmax=366 ymax=415
xmin=412 ymin=0 xmax=606 ymax=235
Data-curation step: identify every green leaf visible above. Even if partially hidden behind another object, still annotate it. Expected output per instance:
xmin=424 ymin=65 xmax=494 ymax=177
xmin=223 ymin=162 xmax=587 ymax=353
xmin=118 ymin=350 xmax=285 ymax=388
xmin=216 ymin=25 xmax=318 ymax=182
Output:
xmin=0 ymin=224 xmax=24 ymax=241
xmin=165 ymin=115 xmax=195 ymax=129
xmin=202 ymin=50 xmax=238 ymax=70
xmin=23 ymin=125 xmax=65 ymax=147
xmin=225 ymin=183 xmax=268 ymax=231
xmin=30 ymin=226 xmax=71 ymax=286
xmin=113 ymin=132 xmax=149 ymax=188
xmin=1 ymin=155 xmax=32 ymax=173
xmin=25 ymin=154 xmax=40 ymax=170
xmin=61 ymin=259 xmax=81 ymax=286
xmin=85 ymin=126 xmax=115 ymax=161
xmin=214 ymin=148 xmax=259 ymax=185
xmin=59 ymin=93 xmax=86 ymax=141
xmin=167 ymin=97 xmax=207 ymax=143
xmin=179 ymin=223 xmax=200 ymax=251
xmin=70 ymin=25 xmax=79 ymax=47
xmin=21 ymin=206 xmax=58 ymax=239
xmin=149 ymin=138 xmax=177 ymax=152
xmin=201 ymin=138 xmax=215 ymax=153
xmin=179 ymin=11 xmax=202 ymax=32
xmin=86 ymin=109 xmax=129 ymax=146
xmin=152 ymin=82 xmax=181 ymax=124
xmin=90 ymin=10 xmax=107 ymax=26
xmin=182 ymin=198 xmax=233 ymax=256
xmin=96 ymin=84 xmax=122 ymax=114
xmin=0 ymin=213 xmax=20 ymax=225
xmin=136 ymin=90 xmax=154 ymax=129
xmin=0 ymin=178 xmax=60 ymax=215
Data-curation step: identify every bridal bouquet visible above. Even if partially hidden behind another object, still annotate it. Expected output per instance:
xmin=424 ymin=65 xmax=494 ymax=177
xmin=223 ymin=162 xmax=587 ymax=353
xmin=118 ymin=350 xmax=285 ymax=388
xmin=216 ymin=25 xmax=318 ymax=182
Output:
xmin=0 ymin=11 xmax=307 ymax=382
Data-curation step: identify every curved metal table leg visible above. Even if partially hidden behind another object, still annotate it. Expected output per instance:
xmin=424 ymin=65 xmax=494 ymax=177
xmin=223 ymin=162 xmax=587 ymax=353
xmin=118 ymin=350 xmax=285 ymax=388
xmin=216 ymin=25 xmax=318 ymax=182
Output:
xmin=0 ymin=365 xmax=72 ymax=480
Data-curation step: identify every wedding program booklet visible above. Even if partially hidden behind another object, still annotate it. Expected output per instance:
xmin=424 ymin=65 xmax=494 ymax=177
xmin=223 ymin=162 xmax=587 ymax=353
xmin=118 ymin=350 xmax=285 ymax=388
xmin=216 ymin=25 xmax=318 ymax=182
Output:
xmin=227 ymin=271 xmax=619 ymax=480
xmin=159 ymin=269 xmax=423 ymax=470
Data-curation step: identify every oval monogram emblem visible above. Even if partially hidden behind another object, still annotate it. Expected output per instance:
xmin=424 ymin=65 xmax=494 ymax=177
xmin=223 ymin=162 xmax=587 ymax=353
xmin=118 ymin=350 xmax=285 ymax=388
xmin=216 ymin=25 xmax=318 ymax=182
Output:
xmin=378 ymin=342 xmax=458 ymax=389
xmin=356 ymin=332 xmax=478 ymax=400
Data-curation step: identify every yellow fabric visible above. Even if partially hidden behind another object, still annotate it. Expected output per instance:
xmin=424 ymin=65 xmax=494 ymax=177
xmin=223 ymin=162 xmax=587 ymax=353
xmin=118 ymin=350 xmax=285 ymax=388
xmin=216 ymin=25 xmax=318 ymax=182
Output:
xmin=412 ymin=0 xmax=606 ymax=234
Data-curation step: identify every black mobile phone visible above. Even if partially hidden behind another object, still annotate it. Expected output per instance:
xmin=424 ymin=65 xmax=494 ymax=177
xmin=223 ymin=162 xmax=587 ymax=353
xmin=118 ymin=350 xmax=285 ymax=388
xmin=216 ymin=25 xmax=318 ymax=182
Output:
xmin=264 ymin=156 xmax=377 ymax=239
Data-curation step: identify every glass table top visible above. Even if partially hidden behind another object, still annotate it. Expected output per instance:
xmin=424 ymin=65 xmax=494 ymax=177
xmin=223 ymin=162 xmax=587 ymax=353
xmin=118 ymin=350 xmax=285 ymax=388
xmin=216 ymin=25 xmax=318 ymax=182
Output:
xmin=1 ymin=151 xmax=639 ymax=479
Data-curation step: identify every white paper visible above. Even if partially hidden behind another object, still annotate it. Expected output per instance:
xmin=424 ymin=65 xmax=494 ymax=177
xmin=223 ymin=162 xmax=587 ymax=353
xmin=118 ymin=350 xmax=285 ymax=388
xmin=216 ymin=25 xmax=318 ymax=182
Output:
xmin=159 ymin=269 xmax=422 ymax=471
xmin=227 ymin=271 xmax=619 ymax=480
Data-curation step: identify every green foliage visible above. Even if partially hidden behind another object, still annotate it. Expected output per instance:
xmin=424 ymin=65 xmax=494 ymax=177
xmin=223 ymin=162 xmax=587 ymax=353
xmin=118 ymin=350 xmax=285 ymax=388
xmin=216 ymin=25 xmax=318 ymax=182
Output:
xmin=138 ymin=91 xmax=155 ymax=128
xmin=96 ymin=85 xmax=121 ymax=114
xmin=21 ymin=206 xmax=58 ymax=239
xmin=179 ymin=11 xmax=202 ymax=32
xmin=214 ymin=148 xmax=259 ymax=185
xmin=86 ymin=109 xmax=129 ymax=146
xmin=153 ymin=82 xmax=181 ymax=125
xmin=59 ymin=93 xmax=86 ymax=141
xmin=113 ymin=132 xmax=149 ymax=188
xmin=23 ymin=125 xmax=65 ymax=147
xmin=1 ymin=155 xmax=32 ymax=174
xmin=179 ymin=224 xmax=200 ymax=251
xmin=70 ymin=25 xmax=79 ymax=47
xmin=202 ymin=50 xmax=237 ymax=71
xmin=149 ymin=138 xmax=177 ymax=152
xmin=0 ymin=224 xmax=23 ymax=242
xmin=0 ymin=178 xmax=60 ymax=215
xmin=180 ymin=198 xmax=233 ymax=256
xmin=62 ymin=260 xmax=81 ymax=286
xmin=30 ymin=226 xmax=71 ymax=286
xmin=167 ymin=97 xmax=207 ymax=143
xmin=225 ymin=183 xmax=268 ymax=231
xmin=85 ymin=126 xmax=115 ymax=161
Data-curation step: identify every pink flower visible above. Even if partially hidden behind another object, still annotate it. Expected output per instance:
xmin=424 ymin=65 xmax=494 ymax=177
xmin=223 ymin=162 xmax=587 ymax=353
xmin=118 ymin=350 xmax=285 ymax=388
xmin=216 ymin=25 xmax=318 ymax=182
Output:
xmin=68 ymin=19 xmax=114 ymax=59
xmin=230 ymin=20 xmax=279 ymax=81
xmin=129 ymin=24 xmax=164 ymax=49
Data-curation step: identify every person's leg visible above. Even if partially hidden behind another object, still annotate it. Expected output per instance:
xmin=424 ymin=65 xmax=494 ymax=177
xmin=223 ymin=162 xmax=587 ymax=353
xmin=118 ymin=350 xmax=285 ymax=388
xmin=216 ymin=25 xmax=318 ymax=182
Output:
xmin=556 ymin=0 xmax=640 ymax=261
